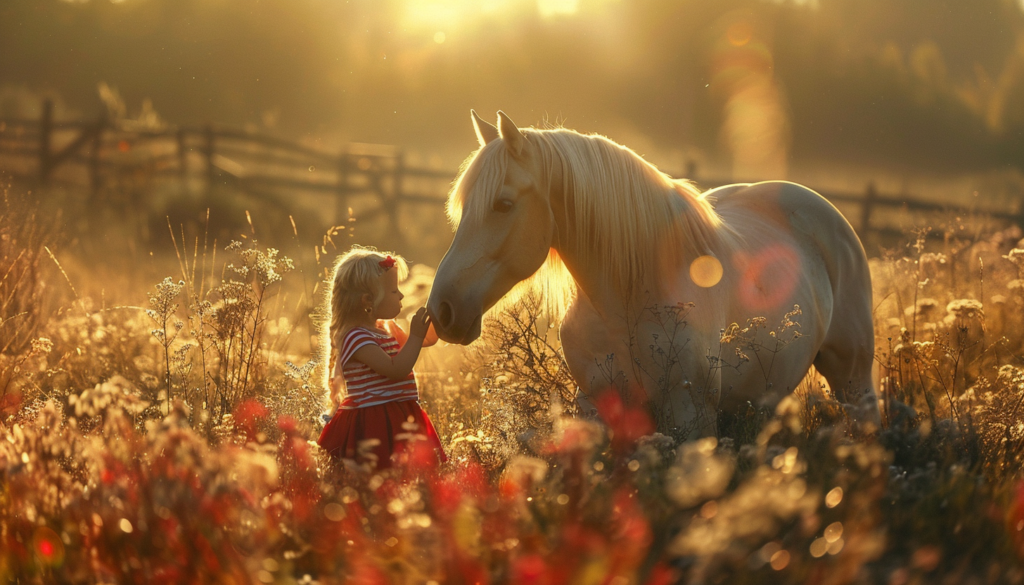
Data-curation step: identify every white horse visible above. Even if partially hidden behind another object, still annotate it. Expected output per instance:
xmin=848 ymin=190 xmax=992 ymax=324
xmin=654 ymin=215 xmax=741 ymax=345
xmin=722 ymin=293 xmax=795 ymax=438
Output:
xmin=427 ymin=111 xmax=879 ymax=438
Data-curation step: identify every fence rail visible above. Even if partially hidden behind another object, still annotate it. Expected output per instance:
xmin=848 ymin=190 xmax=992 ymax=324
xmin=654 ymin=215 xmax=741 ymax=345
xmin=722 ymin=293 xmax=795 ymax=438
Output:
xmin=1 ymin=99 xmax=1022 ymax=249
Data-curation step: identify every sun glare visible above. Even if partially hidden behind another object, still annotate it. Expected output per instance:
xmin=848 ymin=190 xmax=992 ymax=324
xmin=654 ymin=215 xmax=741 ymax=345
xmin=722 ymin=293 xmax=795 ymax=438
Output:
xmin=402 ymin=0 xmax=516 ymax=30
xmin=403 ymin=0 xmax=584 ymax=30
xmin=537 ymin=0 xmax=580 ymax=18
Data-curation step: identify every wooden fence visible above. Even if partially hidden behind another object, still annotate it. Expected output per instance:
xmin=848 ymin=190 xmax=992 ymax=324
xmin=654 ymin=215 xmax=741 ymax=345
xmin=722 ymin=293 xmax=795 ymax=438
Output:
xmin=1 ymin=99 xmax=1022 ymax=249
xmin=0 ymin=99 xmax=457 ymax=249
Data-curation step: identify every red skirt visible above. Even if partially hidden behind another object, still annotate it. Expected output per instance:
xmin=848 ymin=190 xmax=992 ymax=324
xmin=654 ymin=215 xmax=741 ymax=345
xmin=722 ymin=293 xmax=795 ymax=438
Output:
xmin=317 ymin=399 xmax=448 ymax=470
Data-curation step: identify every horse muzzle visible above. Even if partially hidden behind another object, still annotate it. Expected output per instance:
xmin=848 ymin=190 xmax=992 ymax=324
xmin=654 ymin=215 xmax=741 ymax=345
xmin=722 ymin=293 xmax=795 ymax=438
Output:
xmin=427 ymin=296 xmax=483 ymax=345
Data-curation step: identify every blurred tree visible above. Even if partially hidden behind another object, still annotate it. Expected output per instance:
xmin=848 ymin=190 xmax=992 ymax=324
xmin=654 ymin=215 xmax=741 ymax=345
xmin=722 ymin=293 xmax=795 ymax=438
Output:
xmin=0 ymin=0 xmax=1021 ymax=174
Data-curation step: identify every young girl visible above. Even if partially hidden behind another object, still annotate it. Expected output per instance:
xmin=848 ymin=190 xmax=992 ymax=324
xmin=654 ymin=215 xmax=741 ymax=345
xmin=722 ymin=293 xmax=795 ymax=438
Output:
xmin=317 ymin=246 xmax=447 ymax=469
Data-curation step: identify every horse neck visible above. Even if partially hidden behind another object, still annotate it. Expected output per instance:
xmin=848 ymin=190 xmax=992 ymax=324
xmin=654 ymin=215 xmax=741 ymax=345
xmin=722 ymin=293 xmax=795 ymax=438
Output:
xmin=546 ymin=148 xmax=723 ymax=316
xmin=547 ymin=177 xmax=670 ymax=316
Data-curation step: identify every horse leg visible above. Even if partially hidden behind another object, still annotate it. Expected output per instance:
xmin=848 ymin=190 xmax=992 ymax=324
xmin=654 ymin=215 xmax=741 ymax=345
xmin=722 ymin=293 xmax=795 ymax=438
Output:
xmin=559 ymin=296 xmax=629 ymax=417
xmin=813 ymin=314 xmax=881 ymax=429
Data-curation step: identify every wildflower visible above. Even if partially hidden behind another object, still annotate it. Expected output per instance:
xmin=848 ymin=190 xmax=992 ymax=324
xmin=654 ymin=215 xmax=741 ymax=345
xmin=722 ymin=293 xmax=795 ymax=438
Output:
xmin=594 ymin=391 xmax=654 ymax=453
xmin=233 ymin=399 xmax=270 ymax=442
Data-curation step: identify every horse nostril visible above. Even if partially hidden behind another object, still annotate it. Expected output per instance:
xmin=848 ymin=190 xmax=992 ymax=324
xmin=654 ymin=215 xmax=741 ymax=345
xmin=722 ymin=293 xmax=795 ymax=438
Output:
xmin=437 ymin=301 xmax=454 ymax=330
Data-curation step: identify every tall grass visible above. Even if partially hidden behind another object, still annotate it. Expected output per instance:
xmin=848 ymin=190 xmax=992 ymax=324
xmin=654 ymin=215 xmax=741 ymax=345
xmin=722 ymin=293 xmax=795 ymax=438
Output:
xmin=2 ymin=187 xmax=1024 ymax=583
xmin=0 ymin=183 xmax=59 ymax=418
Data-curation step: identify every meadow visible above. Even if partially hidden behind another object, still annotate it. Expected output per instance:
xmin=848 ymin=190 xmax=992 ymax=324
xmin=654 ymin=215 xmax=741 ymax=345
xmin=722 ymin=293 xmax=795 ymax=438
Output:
xmin=2 ymin=180 xmax=1024 ymax=585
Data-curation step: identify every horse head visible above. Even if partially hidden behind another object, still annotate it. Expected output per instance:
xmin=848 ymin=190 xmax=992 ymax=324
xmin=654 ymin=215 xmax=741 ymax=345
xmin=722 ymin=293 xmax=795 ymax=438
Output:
xmin=427 ymin=111 xmax=558 ymax=344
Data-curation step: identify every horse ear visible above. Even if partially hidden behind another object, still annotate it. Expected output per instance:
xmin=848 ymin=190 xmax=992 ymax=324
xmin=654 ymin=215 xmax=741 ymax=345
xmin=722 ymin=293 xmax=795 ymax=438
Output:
xmin=497 ymin=110 xmax=525 ymax=157
xmin=471 ymin=109 xmax=499 ymax=147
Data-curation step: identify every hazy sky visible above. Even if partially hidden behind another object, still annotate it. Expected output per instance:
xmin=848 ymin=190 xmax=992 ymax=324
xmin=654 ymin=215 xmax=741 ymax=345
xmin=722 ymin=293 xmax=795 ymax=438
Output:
xmin=2 ymin=0 xmax=1023 ymax=177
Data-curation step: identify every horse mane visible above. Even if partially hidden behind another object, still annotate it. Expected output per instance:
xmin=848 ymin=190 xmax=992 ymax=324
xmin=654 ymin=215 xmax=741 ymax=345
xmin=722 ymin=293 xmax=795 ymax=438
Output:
xmin=446 ymin=128 xmax=726 ymax=322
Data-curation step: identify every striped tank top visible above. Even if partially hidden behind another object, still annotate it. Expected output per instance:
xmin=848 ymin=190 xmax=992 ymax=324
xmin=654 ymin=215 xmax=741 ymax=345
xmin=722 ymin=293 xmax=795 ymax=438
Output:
xmin=337 ymin=326 xmax=419 ymax=409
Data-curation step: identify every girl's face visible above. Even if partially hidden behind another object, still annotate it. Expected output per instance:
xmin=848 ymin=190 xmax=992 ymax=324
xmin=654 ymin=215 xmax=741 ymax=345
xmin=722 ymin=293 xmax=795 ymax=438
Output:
xmin=373 ymin=268 xmax=404 ymax=320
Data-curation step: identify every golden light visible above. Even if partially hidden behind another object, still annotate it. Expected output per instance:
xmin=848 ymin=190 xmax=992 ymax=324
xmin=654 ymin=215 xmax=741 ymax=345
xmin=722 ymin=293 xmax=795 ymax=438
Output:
xmin=403 ymin=1 xmax=476 ymax=30
xmin=690 ymin=255 xmax=723 ymax=288
xmin=403 ymin=0 xmax=515 ymax=31
xmin=538 ymin=0 xmax=580 ymax=18
xmin=434 ymin=32 xmax=447 ymax=43
xmin=712 ymin=15 xmax=790 ymax=179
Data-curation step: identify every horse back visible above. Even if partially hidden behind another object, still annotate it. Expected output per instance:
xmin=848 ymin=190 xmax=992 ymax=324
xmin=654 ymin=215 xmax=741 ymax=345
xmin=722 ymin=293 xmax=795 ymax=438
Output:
xmin=710 ymin=181 xmax=870 ymax=299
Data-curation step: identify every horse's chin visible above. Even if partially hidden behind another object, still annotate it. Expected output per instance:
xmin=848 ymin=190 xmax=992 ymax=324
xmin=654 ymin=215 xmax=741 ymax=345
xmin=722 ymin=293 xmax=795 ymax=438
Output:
xmin=451 ymin=314 xmax=482 ymax=345
xmin=432 ymin=313 xmax=483 ymax=345
xmin=463 ymin=314 xmax=483 ymax=344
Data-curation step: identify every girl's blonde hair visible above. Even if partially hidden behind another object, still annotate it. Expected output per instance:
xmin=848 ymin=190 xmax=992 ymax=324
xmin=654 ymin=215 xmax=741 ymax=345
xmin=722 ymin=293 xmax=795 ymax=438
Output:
xmin=325 ymin=246 xmax=408 ymax=410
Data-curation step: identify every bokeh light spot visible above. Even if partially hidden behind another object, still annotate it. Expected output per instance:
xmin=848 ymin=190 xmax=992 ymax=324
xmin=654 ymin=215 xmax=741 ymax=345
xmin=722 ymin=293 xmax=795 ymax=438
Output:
xmin=324 ymin=502 xmax=346 ymax=522
xmin=727 ymin=22 xmax=754 ymax=47
xmin=828 ymin=538 xmax=845 ymax=555
xmin=824 ymin=521 xmax=843 ymax=543
xmin=699 ymin=500 xmax=718 ymax=519
xmin=825 ymin=486 xmax=843 ymax=508
xmin=434 ymin=32 xmax=446 ymax=44
xmin=770 ymin=549 xmax=790 ymax=570
xmin=690 ymin=255 xmax=723 ymax=288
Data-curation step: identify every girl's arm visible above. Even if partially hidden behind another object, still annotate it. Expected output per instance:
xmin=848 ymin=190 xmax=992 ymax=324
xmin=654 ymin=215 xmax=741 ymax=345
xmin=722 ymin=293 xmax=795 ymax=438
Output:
xmin=351 ymin=308 xmax=432 ymax=380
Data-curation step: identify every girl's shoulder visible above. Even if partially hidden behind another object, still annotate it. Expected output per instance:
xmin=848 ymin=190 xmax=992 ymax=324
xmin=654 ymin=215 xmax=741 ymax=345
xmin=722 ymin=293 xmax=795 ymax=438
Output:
xmin=341 ymin=325 xmax=389 ymax=346
xmin=338 ymin=327 xmax=386 ymax=369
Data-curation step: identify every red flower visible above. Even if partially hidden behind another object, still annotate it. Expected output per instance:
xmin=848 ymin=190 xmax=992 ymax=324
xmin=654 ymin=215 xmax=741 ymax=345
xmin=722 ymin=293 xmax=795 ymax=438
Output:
xmin=510 ymin=554 xmax=550 ymax=585
xmin=277 ymin=414 xmax=298 ymax=434
xmin=233 ymin=399 xmax=270 ymax=441
xmin=379 ymin=255 xmax=396 ymax=270
xmin=595 ymin=391 xmax=654 ymax=452
xmin=0 ymin=391 xmax=22 ymax=417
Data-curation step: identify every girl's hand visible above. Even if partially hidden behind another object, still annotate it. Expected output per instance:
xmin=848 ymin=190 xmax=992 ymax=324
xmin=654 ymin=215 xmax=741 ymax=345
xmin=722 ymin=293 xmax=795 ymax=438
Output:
xmin=409 ymin=307 xmax=431 ymax=340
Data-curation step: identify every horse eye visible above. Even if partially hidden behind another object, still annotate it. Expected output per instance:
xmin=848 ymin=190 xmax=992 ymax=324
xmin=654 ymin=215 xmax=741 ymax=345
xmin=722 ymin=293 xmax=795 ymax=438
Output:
xmin=492 ymin=199 xmax=514 ymax=213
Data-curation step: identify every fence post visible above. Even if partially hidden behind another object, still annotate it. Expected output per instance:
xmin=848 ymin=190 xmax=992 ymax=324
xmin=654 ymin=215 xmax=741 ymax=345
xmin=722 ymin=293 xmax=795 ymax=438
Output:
xmin=337 ymin=148 xmax=349 ymax=225
xmin=177 ymin=128 xmax=188 ymax=184
xmin=686 ymin=159 xmax=698 ymax=182
xmin=88 ymin=111 xmax=106 ymax=198
xmin=38 ymin=99 xmax=53 ymax=183
xmin=861 ymin=182 xmax=877 ymax=235
xmin=204 ymin=124 xmax=215 ymax=188
xmin=391 ymin=151 xmax=404 ymax=237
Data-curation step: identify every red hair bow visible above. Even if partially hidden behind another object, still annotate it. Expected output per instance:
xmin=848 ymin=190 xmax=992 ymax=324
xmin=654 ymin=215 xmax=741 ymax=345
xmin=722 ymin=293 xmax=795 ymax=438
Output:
xmin=379 ymin=255 xmax=396 ymax=270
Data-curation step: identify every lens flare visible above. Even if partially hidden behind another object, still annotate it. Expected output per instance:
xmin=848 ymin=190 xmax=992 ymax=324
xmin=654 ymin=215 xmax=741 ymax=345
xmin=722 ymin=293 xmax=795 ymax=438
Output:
xmin=727 ymin=22 xmax=753 ymax=47
xmin=538 ymin=0 xmax=580 ymax=18
xmin=32 ymin=526 xmax=65 ymax=567
xmin=690 ymin=255 xmax=723 ymax=288
xmin=711 ymin=14 xmax=790 ymax=179
xmin=734 ymin=244 xmax=801 ymax=312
